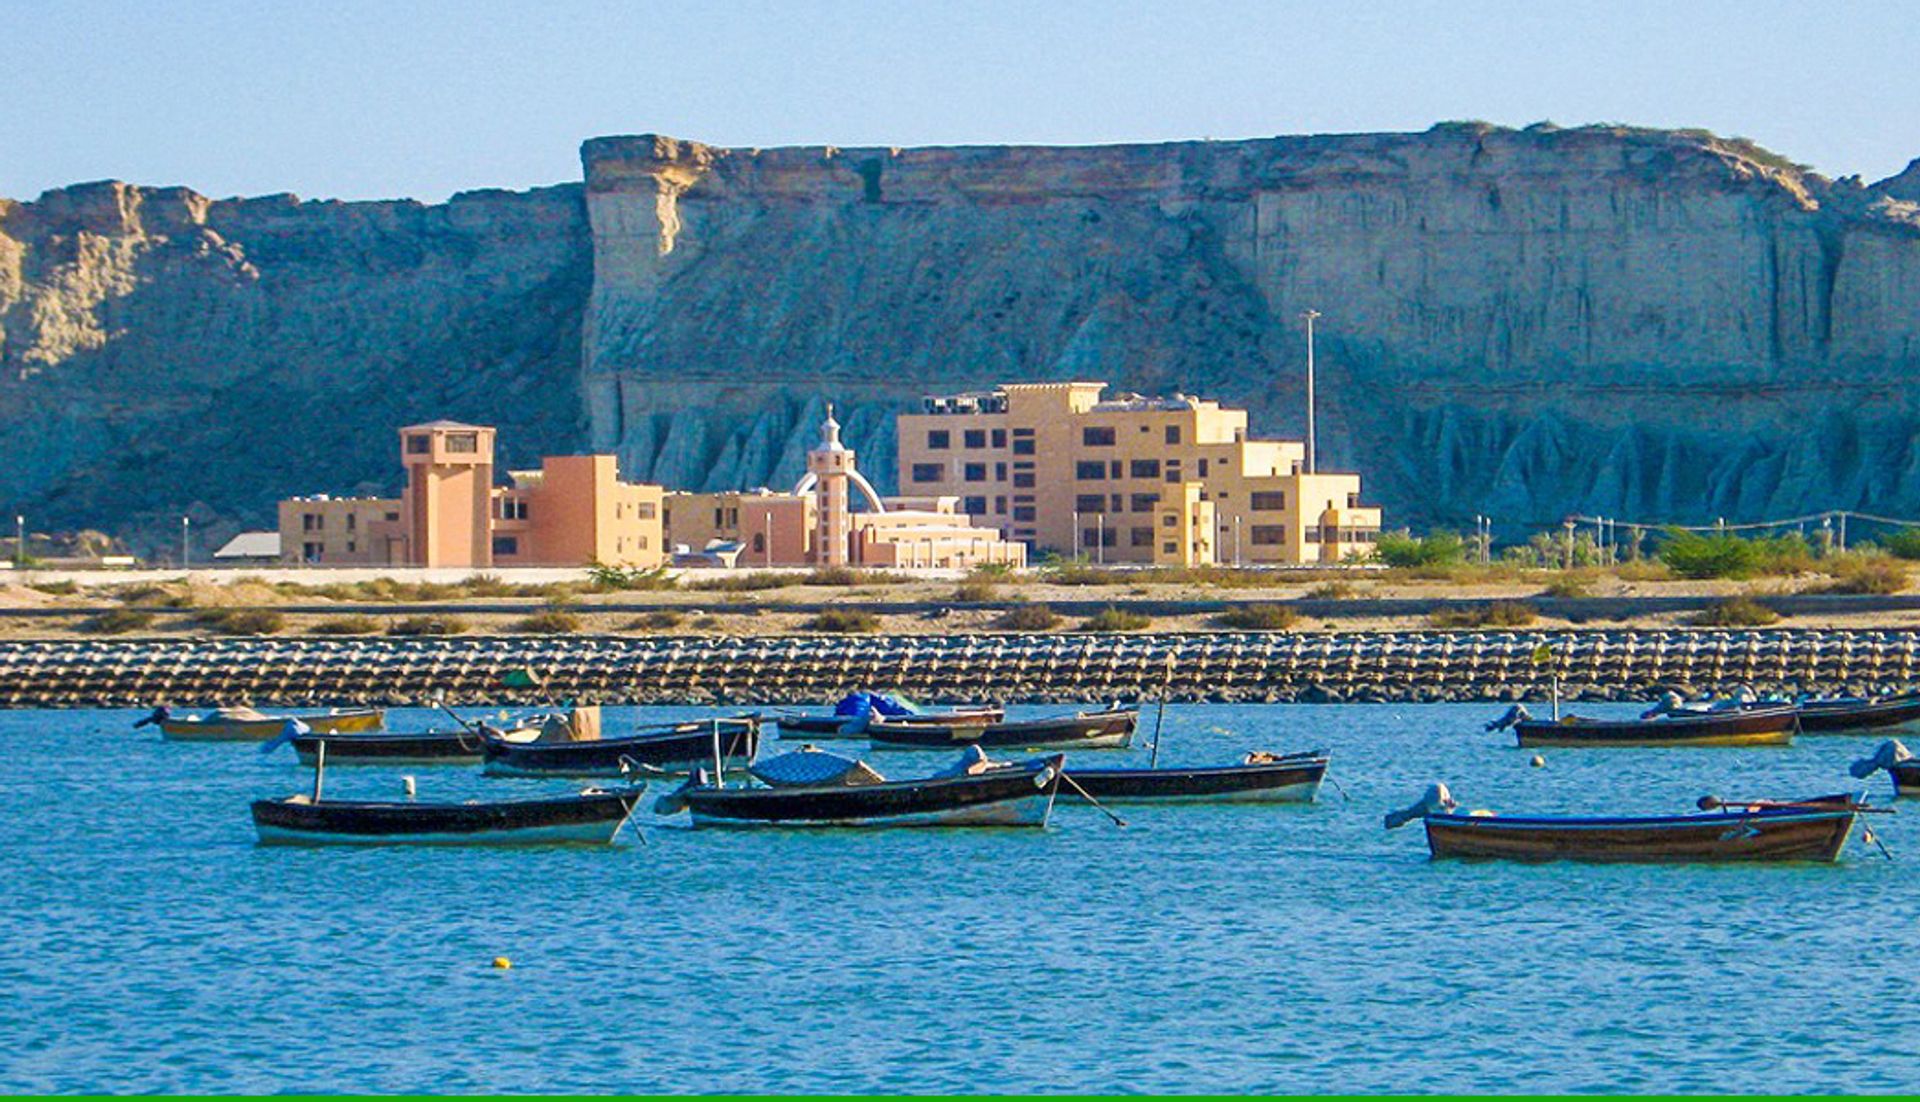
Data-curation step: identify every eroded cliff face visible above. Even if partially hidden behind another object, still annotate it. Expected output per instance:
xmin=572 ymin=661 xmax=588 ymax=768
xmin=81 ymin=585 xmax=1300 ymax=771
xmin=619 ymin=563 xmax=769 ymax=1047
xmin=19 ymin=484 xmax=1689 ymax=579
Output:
xmin=5 ymin=124 xmax=1920 ymax=551
xmin=0 ymin=181 xmax=589 ymax=549
xmin=582 ymin=126 xmax=1920 ymax=536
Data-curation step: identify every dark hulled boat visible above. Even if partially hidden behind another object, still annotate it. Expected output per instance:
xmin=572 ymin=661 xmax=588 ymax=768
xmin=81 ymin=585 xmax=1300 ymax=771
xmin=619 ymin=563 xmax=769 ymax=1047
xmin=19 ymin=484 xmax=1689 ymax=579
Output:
xmin=480 ymin=717 xmax=761 ymax=778
xmin=1796 ymin=693 xmax=1920 ymax=734
xmin=250 ymin=788 xmax=641 ymax=846
xmin=866 ymin=707 xmax=1137 ymax=751
xmin=774 ymin=706 xmax=1006 ymax=740
xmin=1386 ymin=784 xmax=1863 ymax=862
xmin=1063 ymin=754 xmax=1328 ymax=804
xmin=1491 ymin=703 xmax=1799 ymax=748
xmin=663 ymin=752 xmax=1065 ymax=829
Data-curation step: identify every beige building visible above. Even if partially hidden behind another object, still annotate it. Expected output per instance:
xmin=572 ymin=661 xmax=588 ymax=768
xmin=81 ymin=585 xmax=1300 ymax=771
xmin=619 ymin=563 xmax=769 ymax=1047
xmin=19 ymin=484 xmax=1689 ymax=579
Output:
xmin=279 ymin=421 xmax=664 ymax=568
xmin=666 ymin=408 xmax=1025 ymax=570
xmin=895 ymin=382 xmax=1381 ymax=564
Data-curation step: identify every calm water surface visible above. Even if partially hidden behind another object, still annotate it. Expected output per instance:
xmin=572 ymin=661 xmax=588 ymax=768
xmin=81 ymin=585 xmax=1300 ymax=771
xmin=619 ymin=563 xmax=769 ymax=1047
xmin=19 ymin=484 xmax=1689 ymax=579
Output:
xmin=1 ymin=702 xmax=1916 ymax=1093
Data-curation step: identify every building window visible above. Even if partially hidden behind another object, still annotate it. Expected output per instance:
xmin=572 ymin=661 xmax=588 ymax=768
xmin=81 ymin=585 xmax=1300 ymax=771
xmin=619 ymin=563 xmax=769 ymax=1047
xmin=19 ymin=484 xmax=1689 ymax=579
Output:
xmin=963 ymin=496 xmax=988 ymax=516
xmin=963 ymin=463 xmax=987 ymax=482
xmin=638 ymin=502 xmax=657 ymax=519
xmin=1082 ymin=527 xmax=1116 ymax=547
xmin=1075 ymin=461 xmax=1106 ymax=481
xmin=346 ymin=540 xmax=356 ymax=553
xmin=1131 ymin=527 xmax=1154 ymax=547
xmin=911 ymin=463 xmax=944 ymax=483
xmin=1349 ymin=492 xmax=1362 ymax=508
xmin=1012 ymin=438 xmax=1036 ymax=456
xmin=385 ymin=512 xmax=399 ymax=522
xmin=1198 ymin=457 xmax=1209 ymax=476
xmin=726 ymin=508 xmax=739 ymax=527
xmin=346 ymin=513 xmax=357 ymax=531
xmin=1110 ymin=494 xmax=1123 ymax=511
xmin=1163 ymin=541 xmax=1178 ymax=554
xmin=994 ymin=496 xmax=1007 ymax=514
xmin=994 ymin=463 xmax=1007 ymax=481
xmin=1162 ymin=514 xmax=1178 ymax=528
xmin=1165 ymin=425 xmax=1181 ymax=445
xmin=713 ymin=507 xmax=725 ymax=526
xmin=446 ymin=432 xmax=478 ymax=454
xmin=1252 ymin=525 xmax=1286 ymax=545
xmin=927 ymin=430 xmax=950 ymax=450
xmin=1013 ymin=472 xmax=1035 ymax=488
xmin=302 ymin=513 xmax=322 ymax=531
xmin=1083 ymin=426 xmax=1116 ymax=447
xmin=991 ymin=429 xmax=1007 ymax=448
xmin=1130 ymin=459 xmax=1161 ymax=479
xmin=752 ymin=533 xmax=766 ymax=552
xmin=1074 ymin=494 xmax=1107 ymax=513
xmin=499 ymin=498 xmax=528 ymax=521
xmin=406 ymin=435 xmax=430 ymax=454
xmin=302 ymin=542 xmax=323 ymax=561
xmin=492 ymin=536 xmax=519 ymax=555
xmin=963 ymin=429 xmax=987 ymax=449
xmin=1131 ymin=493 xmax=1159 ymax=513
xmin=1251 ymin=491 xmax=1287 ymax=512
xmin=1109 ymin=461 xmax=1122 ymax=478
xmin=1012 ymin=506 xmax=1036 ymax=522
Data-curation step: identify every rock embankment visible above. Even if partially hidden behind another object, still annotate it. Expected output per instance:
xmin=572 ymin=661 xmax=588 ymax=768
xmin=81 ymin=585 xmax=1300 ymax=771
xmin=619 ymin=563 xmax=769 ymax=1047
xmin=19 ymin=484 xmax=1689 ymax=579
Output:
xmin=4 ymin=629 xmax=1916 ymax=708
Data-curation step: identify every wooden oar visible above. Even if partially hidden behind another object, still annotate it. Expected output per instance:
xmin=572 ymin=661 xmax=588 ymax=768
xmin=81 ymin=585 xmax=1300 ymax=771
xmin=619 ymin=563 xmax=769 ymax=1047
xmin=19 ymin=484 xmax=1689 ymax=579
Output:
xmin=1058 ymin=771 xmax=1127 ymax=828
xmin=1696 ymin=796 xmax=1895 ymax=814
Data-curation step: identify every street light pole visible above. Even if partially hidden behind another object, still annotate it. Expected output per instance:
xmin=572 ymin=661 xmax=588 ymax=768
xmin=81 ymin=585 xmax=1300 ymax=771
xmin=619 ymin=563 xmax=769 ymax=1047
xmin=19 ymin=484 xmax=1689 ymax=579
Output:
xmin=1301 ymin=308 xmax=1321 ymax=475
xmin=181 ymin=516 xmax=191 ymax=570
xmin=13 ymin=515 xmax=22 ymax=569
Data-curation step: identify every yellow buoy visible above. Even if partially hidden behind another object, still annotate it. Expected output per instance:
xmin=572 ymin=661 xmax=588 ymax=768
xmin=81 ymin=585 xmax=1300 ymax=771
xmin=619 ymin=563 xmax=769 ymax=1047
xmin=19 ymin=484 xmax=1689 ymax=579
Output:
xmin=1529 ymin=754 xmax=1547 ymax=768
xmin=492 ymin=956 xmax=512 ymax=970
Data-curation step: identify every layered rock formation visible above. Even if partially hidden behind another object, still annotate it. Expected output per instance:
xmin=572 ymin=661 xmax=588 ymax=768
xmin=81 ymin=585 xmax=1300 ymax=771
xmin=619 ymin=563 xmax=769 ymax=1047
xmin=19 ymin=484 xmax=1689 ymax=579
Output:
xmin=5 ymin=123 xmax=1920 ymax=551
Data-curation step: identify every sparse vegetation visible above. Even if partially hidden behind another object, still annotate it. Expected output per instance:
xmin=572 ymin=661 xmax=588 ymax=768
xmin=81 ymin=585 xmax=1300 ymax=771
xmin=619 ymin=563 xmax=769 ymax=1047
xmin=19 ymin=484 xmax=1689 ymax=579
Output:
xmin=628 ymin=610 xmax=685 ymax=631
xmin=389 ymin=614 xmax=468 ymax=636
xmin=1690 ymin=596 xmax=1782 ymax=627
xmin=193 ymin=608 xmax=285 ymax=635
xmin=1818 ymin=554 xmax=1908 ymax=595
xmin=586 ymin=563 xmax=678 ymax=592
xmin=28 ymin=580 xmax=78 ymax=596
xmin=308 ymin=615 xmax=381 ymax=636
xmin=1080 ymin=606 xmax=1153 ymax=632
xmin=996 ymin=605 xmax=1062 ymax=631
xmin=1213 ymin=604 xmax=1298 ymax=631
xmin=1305 ymin=581 xmax=1357 ymax=600
xmin=805 ymin=609 xmax=879 ymax=633
xmin=1375 ymin=530 xmax=1467 ymax=569
xmin=80 ymin=608 xmax=155 ymax=635
xmin=1429 ymin=601 xmax=1538 ymax=629
xmin=1540 ymin=571 xmax=1598 ymax=598
xmin=516 ymin=609 xmax=583 ymax=634
xmin=952 ymin=577 xmax=1000 ymax=603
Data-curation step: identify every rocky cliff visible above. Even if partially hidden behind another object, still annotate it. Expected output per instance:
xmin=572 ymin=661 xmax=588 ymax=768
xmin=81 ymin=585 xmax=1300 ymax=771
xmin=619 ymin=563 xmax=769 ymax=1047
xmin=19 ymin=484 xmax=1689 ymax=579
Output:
xmin=6 ymin=123 xmax=1920 ymax=552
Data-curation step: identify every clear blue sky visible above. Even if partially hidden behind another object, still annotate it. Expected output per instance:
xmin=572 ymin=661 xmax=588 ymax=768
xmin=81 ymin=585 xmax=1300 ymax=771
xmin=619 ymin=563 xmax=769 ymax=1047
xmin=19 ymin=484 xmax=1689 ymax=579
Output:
xmin=4 ymin=0 xmax=1915 ymax=202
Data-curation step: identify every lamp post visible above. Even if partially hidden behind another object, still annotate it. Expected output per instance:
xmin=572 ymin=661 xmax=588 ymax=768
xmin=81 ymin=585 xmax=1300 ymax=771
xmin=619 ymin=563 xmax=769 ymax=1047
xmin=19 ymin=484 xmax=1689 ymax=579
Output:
xmin=1301 ymin=309 xmax=1321 ymax=475
xmin=181 ymin=516 xmax=191 ymax=570
xmin=13 ymin=515 xmax=22 ymax=569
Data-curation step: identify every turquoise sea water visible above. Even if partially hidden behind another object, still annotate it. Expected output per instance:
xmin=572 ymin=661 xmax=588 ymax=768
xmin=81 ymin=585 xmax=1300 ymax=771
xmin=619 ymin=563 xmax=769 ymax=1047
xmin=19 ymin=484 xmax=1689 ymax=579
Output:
xmin=1 ymin=702 xmax=1917 ymax=1094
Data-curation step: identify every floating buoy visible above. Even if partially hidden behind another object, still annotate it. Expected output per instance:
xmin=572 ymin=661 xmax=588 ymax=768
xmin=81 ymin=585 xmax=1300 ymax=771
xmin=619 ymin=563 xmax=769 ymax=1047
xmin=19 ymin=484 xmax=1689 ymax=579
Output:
xmin=1529 ymin=755 xmax=1547 ymax=768
xmin=402 ymin=775 xmax=417 ymax=799
xmin=492 ymin=956 xmax=511 ymax=970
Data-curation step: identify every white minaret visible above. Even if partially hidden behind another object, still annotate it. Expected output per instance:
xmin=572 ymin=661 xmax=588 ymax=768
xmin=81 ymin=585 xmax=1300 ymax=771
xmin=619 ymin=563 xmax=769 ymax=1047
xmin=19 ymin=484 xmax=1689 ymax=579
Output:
xmin=807 ymin=404 xmax=854 ymax=566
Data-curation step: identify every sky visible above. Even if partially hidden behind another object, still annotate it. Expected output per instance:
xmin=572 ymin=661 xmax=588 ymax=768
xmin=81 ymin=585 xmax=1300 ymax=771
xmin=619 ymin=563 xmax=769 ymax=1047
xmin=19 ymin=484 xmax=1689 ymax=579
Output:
xmin=3 ymin=0 xmax=1916 ymax=203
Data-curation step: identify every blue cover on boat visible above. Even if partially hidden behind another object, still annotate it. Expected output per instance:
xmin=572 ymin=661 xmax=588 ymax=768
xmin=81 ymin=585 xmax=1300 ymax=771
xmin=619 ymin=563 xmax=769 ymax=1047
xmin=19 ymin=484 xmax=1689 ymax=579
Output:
xmin=750 ymin=748 xmax=887 ymax=787
xmin=832 ymin=691 xmax=923 ymax=719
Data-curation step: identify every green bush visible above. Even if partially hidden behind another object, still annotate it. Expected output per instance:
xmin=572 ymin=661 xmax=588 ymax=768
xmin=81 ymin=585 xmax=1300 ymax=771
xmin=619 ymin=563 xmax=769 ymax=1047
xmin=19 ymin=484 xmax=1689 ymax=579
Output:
xmin=308 ymin=615 xmax=381 ymax=636
xmin=516 ymin=610 xmax=582 ymax=634
xmin=1430 ymin=601 xmax=1537 ymax=629
xmin=1375 ymin=530 xmax=1466 ymax=568
xmin=80 ymin=608 xmax=155 ymax=635
xmin=195 ymin=608 xmax=285 ymax=635
xmin=1883 ymin=529 xmax=1920 ymax=561
xmin=389 ymin=614 xmax=468 ymax=636
xmin=996 ymin=605 xmax=1062 ymax=631
xmin=586 ymin=563 xmax=678 ymax=592
xmin=805 ymin=608 xmax=879 ymax=633
xmin=1080 ymin=606 xmax=1153 ymax=632
xmin=1657 ymin=530 xmax=1813 ymax=579
xmin=29 ymin=580 xmax=78 ymax=596
xmin=1213 ymin=604 xmax=1298 ymax=630
xmin=1690 ymin=596 xmax=1781 ymax=627
xmin=952 ymin=578 xmax=999 ymax=602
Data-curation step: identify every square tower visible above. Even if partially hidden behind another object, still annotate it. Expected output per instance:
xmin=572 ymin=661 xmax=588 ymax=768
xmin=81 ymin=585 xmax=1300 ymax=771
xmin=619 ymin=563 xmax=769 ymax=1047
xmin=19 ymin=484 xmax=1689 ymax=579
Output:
xmin=399 ymin=421 xmax=496 ymax=567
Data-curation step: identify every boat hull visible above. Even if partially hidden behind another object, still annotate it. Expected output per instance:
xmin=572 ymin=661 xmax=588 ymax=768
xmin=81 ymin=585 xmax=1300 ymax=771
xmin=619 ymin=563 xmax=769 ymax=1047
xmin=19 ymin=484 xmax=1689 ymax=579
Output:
xmin=683 ymin=756 xmax=1063 ymax=829
xmin=868 ymin=710 xmax=1137 ymax=751
xmin=1424 ymin=800 xmax=1858 ymax=863
xmin=1887 ymin=761 xmax=1920 ymax=797
xmin=293 ymin=730 xmax=497 ymax=765
xmin=1798 ymin=695 xmax=1920 ymax=735
xmin=774 ymin=708 xmax=1005 ymax=740
xmin=162 ymin=708 xmax=386 ymax=742
xmin=250 ymin=790 xmax=638 ymax=846
xmin=1064 ymin=759 xmax=1327 ymax=804
xmin=482 ymin=719 xmax=760 ymax=778
xmin=1515 ymin=706 xmax=1797 ymax=748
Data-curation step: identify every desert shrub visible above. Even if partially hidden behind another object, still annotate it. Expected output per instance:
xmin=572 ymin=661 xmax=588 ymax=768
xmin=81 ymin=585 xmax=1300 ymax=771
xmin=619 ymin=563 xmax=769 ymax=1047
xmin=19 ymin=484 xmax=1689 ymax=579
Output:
xmin=586 ymin=563 xmax=678 ymax=592
xmin=516 ymin=609 xmax=582 ymax=634
xmin=1375 ymin=530 xmax=1466 ymax=569
xmin=1882 ymin=529 xmax=1920 ymax=561
xmin=389 ymin=614 xmax=468 ymax=636
xmin=1080 ymin=606 xmax=1153 ymax=632
xmin=1657 ymin=530 xmax=1813 ymax=579
xmin=952 ymin=577 xmax=999 ymax=602
xmin=1045 ymin=560 xmax=1127 ymax=586
xmin=458 ymin=573 xmax=514 ymax=597
xmin=805 ymin=609 xmax=878 ymax=633
xmin=1540 ymin=571 xmax=1598 ymax=598
xmin=116 ymin=583 xmax=175 ymax=606
xmin=1614 ymin=559 xmax=1674 ymax=582
xmin=195 ymin=608 xmax=285 ymax=635
xmin=1690 ymin=596 xmax=1781 ymax=627
xmin=628 ymin=610 xmax=685 ymax=631
xmin=1305 ymin=580 xmax=1357 ymax=600
xmin=968 ymin=561 xmax=1017 ymax=579
xmin=1820 ymin=554 xmax=1908 ymax=595
xmin=80 ymin=608 xmax=155 ymax=635
xmin=308 ymin=615 xmax=381 ymax=636
xmin=689 ymin=571 xmax=806 ymax=593
xmin=1430 ymin=601 xmax=1538 ymax=629
xmin=997 ymin=605 xmax=1062 ymax=631
xmin=1213 ymin=604 xmax=1298 ymax=630
xmin=29 ymin=580 xmax=78 ymax=596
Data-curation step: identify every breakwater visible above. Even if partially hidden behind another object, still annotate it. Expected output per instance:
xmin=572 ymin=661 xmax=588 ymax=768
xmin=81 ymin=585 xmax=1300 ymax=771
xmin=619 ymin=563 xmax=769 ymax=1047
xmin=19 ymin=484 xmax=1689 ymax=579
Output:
xmin=4 ymin=629 xmax=1918 ymax=708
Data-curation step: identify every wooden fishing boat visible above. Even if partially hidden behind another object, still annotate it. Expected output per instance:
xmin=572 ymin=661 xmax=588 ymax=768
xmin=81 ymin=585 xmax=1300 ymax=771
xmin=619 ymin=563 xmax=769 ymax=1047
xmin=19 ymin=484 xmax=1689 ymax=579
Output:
xmin=139 ymin=705 xmax=385 ymax=742
xmin=1492 ymin=702 xmax=1798 ymax=748
xmin=1850 ymin=740 xmax=1920 ymax=797
xmin=1888 ymin=761 xmax=1920 ymax=797
xmin=480 ymin=716 xmax=761 ymax=778
xmin=661 ymin=752 xmax=1065 ymax=829
xmin=290 ymin=723 xmax=544 ymax=765
xmin=866 ymin=707 xmax=1137 ymax=751
xmin=250 ymin=787 xmax=642 ymax=846
xmin=1796 ymin=693 xmax=1920 ymax=734
xmin=1062 ymin=753 xmax=1327 ymax=804
xmin=774 ymin=706 xmax=1006 ymax=739
xmin=1385 ymin=784 xmax=1864 ymax=862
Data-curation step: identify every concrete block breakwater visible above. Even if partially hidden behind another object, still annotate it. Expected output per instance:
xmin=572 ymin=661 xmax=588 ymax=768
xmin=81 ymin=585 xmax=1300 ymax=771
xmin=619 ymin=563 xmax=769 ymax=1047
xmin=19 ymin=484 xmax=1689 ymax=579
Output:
xmin=2 ymin=630 xmax=1918 ymax=708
